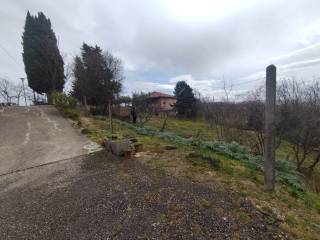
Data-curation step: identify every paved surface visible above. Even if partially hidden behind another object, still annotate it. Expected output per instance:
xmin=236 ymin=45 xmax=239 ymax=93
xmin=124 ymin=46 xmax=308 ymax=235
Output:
xmin=0 ymin=105 xmax=100 ymax=175
xmin=0 ymin=151 xmax=289 ymax=240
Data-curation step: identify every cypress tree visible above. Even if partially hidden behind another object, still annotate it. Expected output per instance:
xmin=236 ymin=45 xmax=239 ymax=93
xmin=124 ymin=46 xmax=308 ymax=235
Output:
xmin=71 ymin=56 xmax=85 ymax=101
xmin=22 ymin=11 xmax=64 ymax=103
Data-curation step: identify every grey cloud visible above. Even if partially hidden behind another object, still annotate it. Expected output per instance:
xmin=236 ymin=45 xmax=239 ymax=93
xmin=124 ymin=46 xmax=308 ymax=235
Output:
xmin=1 ymin=0 xmax=320 ymax=94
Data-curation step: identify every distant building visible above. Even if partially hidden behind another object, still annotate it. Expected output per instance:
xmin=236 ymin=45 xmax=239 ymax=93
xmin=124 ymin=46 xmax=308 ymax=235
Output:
xmin=148 ymin=91 xmax=176 ymax=112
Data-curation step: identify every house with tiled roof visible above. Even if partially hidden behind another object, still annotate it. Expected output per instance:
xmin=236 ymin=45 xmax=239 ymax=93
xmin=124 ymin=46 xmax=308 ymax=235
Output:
xmin=148 ymin=91 xmax=176 ymax=112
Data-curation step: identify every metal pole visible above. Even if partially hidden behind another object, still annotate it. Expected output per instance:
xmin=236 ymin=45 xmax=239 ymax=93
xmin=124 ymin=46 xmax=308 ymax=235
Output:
xmin=264 ymin=65 xmax=277 ymax=192
xmin=20 ymin=78 xmax=27 ymax=106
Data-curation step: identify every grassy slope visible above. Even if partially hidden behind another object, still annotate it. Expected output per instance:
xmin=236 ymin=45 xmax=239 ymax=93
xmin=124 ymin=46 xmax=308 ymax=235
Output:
xmin=145 ymin=117 xmax=320 ymax=172
xmin=80 ymin=116 xmax=320 ymax=240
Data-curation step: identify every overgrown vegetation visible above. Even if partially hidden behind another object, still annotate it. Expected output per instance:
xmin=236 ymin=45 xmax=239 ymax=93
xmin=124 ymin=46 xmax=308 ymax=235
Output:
xmin=115 ymin=119 xmax=305 ymax=191
xmin=52 ymin=92 xmax=79 ymax=120
xmin=277 ymin=80 xmax=320 ymax=176
xmin=200 ymin=80 xmax=320 ymax=178
xmin=52 ymin=92 xmax=77 ymax=108
xmin=59 ymin=108 xmax=79 ymax=120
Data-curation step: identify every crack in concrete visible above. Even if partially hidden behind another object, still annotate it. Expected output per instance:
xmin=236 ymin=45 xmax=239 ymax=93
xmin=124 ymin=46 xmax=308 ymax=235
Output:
xmin=36 ymin=107 xmax=62 ymax=131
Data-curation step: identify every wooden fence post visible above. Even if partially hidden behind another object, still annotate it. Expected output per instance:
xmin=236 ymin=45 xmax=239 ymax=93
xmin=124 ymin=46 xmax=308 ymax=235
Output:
xmin=264 ymin=64 xmax=277 ymax=191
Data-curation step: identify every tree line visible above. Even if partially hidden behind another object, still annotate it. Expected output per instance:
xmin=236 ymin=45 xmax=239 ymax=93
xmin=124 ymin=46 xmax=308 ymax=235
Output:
xmin=21 ymin=11 xmax=122 ymax=106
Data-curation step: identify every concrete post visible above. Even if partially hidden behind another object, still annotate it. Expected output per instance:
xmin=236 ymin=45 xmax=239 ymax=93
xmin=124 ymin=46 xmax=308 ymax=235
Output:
xmin=108 ymin=100 xmax=113 ymax=134
xmin=264 ymin=64 xmax=277 ymax=191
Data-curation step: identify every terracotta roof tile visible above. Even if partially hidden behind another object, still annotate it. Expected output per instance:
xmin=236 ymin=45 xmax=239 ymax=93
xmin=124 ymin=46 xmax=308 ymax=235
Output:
xmin=148 ymin=91 xmax=176 ymax=99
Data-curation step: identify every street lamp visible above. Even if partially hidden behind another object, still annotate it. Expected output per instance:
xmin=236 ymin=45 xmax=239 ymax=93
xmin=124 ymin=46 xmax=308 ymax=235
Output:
xmin=20 ymin=77 xmax=27 ymax=106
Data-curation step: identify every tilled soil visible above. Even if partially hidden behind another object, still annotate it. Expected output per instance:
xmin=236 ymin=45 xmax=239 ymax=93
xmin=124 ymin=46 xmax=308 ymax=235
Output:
xmin=0 ymin=151 xmax=290 ymax=239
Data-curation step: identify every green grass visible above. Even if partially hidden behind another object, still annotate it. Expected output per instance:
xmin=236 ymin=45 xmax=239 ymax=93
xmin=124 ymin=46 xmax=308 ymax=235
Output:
xmin=117 ymin=119 xmax=305 ymax=192
xmin=146 ymin=117 xmax=320 ymax=183
xmin=145 ymin=117 xmax=217 ymax=140
xmin=58 ymin=107 xmax=80 ymax=120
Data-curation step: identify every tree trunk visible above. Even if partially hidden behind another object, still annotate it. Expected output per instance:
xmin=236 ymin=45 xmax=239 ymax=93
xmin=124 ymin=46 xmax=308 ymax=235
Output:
xmin=47 ymin=91 xmax=53 ymax=105
xmin=160 ymin=113 xmax=168 ymax=132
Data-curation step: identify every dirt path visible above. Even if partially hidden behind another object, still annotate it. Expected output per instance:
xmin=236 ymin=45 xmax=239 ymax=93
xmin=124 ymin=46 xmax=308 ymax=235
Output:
xmin=0 ymin=151 xmax=290 ymax=239
xmin=0 ymin=106 xmax=101 ymax=175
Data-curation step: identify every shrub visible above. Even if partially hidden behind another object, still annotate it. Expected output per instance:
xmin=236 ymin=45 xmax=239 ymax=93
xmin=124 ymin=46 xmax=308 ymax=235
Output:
xmin=60 ymin=108 xmax=79 ymax=120
xmin=53 ymin=92 xmax=77 ymax=109
xmin=90 ymin=105 xmax=106 ymax=116
xmin=81 ymin=128 xmax=91 ymax=134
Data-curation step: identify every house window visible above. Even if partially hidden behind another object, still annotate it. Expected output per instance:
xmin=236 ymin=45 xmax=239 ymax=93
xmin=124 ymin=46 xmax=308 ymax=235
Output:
xmin=163 ymin=101 xmax=166 ymax=105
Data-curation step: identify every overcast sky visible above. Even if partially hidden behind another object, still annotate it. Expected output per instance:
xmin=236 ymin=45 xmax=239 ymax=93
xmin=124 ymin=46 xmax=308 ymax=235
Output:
xmin=1 ymin=0 xmax=320 ymax=99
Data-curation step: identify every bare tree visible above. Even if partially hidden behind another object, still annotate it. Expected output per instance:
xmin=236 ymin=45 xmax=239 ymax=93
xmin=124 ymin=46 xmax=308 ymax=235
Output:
xmin=0 ymin=78 xmax=34 ymax=106
xmin=12 ymin=83 xmax=24 ymax=105
xmin=223 ymin=78 xmax=233 ymax=102
xmin=202 ymin=84 xmax=280 ymax=156
xmin=132 ymin=92 xmax=153 ymax=126
xmin=64 ymin=62 xmax=73 ymax=87
xmin=245 ymin=86 xmax=266 ymax=154
xmin=159 ymin=112 xmax=168 ymax=132
xmin=277 ymin=79 xmax=320 ymax=176
xmin=0 ymin=78 xmax=12 ymax=104
xmin=202 ymin=76 xmax=320 ymax=178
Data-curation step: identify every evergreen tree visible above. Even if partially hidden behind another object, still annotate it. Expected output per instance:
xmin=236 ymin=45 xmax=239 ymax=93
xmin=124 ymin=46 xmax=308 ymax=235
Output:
xmin=71 ymin=43 xmax=123 ymax=107
xmin=174 ymin=81 xmax=196 ymax=117
xmin=22 ymin=11 xmax=64 ymax=103
xmin=71 ymin=56 xmax=85 ymax=100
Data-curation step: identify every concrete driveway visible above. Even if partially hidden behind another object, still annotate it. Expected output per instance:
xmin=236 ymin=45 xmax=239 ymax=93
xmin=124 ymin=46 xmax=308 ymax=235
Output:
xmin=0 ymin=105 xmax=100 ymax=175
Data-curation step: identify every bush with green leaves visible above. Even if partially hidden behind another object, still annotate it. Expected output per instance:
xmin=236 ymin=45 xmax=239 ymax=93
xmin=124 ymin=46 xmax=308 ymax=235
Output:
xmin=52 ymin=92 xmax=77 ymax=109
xmin=60 ymin=108 xmax=79 ymax=120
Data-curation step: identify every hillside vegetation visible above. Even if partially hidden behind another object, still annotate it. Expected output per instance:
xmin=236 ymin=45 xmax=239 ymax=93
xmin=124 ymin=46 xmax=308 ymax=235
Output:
xmin=75 ymin=114 xmax=320 ymax=240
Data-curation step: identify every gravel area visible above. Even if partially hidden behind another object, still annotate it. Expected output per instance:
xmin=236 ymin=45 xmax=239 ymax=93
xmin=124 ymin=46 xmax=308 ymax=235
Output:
xmin=0 ymin=151 xmax=290 ymax=240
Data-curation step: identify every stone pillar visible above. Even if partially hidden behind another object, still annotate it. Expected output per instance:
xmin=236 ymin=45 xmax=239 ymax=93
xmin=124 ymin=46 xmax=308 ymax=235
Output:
xmin=264 ymin=64 xmax=277 ymax=191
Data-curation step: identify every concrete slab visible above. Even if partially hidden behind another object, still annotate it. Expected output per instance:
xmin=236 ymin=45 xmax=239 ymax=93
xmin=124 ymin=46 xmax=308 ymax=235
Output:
xmin=0 ymin=105 xmax=101 ymax=175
